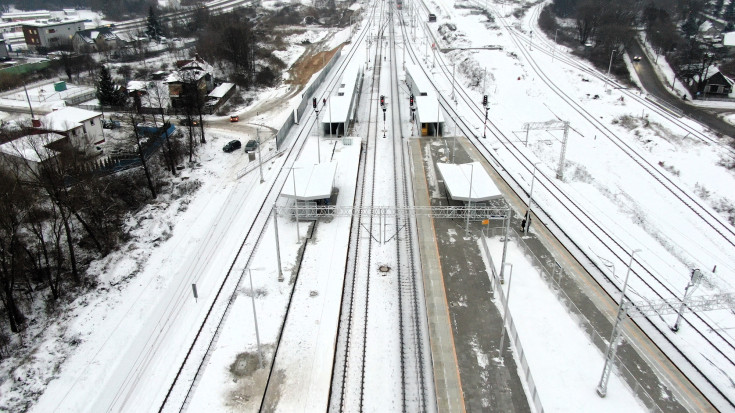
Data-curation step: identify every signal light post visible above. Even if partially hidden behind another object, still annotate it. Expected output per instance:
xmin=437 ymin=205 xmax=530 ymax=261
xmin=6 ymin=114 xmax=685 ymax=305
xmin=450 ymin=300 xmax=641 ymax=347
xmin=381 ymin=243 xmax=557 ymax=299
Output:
xmin=380 ymin=95 xmax=387 ymax=138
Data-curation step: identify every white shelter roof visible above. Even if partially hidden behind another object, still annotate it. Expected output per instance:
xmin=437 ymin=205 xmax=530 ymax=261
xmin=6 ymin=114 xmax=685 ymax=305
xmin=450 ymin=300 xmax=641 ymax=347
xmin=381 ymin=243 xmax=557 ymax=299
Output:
xmin=208 ymin=82 xmax=234 ymax=99
xmin=0 ymin=134 xmax=64 ymax=162
xmin=436 ymin=162 xmax=502 ymax=202
xmin=281 ymin=162 xmax=337 ymax=200
xmin=323 ymin=95 xmax=350 ymax=124
xmin=42 ymin=107 xmax=101 ymax=132
xmin=415 ymin=95 xmax=444 ymax=123
xmin=724 ymin=31 xmax=735 ymax=47
xmin=405 ymin=63 xmax=433 ymax=95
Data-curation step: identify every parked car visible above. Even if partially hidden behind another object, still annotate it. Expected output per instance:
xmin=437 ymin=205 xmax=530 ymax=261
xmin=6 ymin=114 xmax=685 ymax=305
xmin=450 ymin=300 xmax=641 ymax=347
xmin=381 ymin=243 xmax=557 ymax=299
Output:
xmin=244 ymin=139 xmax=259 ymax=152
xmin=180 ymin=118 xmax=200 ymax=126
xmin=230 ymin=115 xmax=239 ymax=122
xmin=223 ymin=140 xmax=241 ymax=153
xmin=103 ymin=119 xmax=121 ymax=129
xmin=428 ymin=13 xmax=437 ymax=22
xmin=633 ymin=56 xmax=641 ymax=62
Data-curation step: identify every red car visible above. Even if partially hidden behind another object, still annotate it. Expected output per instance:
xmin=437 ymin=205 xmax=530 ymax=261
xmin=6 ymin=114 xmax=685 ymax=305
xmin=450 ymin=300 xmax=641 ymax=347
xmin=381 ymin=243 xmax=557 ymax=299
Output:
xmin=230 ymin=115 xmax=239 ymax=122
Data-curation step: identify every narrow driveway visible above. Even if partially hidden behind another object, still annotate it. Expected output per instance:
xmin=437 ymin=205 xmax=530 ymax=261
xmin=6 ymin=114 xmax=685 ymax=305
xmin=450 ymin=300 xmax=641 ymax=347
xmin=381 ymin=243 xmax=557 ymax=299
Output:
xmin=628 ymin=39 xmax=735 ymax=140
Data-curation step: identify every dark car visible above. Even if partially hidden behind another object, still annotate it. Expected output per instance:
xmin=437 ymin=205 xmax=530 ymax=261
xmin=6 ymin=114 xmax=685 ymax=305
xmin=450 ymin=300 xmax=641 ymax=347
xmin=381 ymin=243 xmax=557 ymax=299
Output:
xmin=103 ymin=119 xmax=121 ymax=129
xmin=633 ymin=56 xmax=641 ymax=62
xmin=223 ymin=140 xmax=241 ymax=153
xmin=244 ymin=139 xmax=259 ymax=152
xmin=428 ymin=13 xmax=437 ymax=22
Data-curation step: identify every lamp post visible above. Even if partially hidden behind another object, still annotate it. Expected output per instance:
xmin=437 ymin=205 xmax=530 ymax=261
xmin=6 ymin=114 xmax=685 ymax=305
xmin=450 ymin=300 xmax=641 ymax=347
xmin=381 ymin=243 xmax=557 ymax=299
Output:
xmin=529 ymin=30 xmax=533 ymax=51
xmin=284 ymin=166 xmax=301 ymax=242
xmin=256 ymin=128 xmax=264 ymax=183
xmin=671 ymin=269 xmax=704 ymax=332
xmin=523 ymin=163 xmax=540 ymax=234
xmin=248 ymin=267 xmax=264 ymax=369
xmin=498 ymin=262 xmax=514 ymax=363
xmin=597 ymin=249 xmax=640 ymax=397
xmin=466 ymin=163 xmax=474 ymax=232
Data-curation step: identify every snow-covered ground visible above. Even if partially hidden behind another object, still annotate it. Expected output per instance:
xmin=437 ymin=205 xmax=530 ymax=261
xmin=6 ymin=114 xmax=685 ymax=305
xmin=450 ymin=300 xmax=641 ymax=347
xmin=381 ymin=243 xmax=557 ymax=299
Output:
xmin=3 ymin=0 xmax=735 ymax=411
xmin=413 ymin=0 xmax=735 ymax=408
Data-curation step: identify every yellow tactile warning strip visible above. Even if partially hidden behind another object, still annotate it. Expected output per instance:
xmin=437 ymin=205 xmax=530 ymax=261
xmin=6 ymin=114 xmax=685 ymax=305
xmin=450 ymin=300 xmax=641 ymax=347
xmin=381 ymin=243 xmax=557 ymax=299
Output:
xmin=458 ymin=137 xmax=715 ymax=412
xmin=409 ymin=138 xmax=466 ymax=413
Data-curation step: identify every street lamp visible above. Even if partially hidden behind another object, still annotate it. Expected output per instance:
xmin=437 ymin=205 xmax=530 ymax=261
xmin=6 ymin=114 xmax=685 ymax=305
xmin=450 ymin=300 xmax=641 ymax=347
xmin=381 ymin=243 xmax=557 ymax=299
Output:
xmin=247 ymin=267 xmax=264 ymax=369
xmin=523 ymin=163 xmax=540 ymax=234
xmin=498 ymin=262 xmax=514 ymax=363
xmin=597 ymin=249 xmax=640 ymax=397
xmin=465 ymin=163 xmax=474 ymax=232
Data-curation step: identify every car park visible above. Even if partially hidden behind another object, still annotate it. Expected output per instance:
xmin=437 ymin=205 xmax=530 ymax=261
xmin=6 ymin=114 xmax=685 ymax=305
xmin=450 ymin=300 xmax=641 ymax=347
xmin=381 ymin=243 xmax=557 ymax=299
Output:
xmin=230 ymin=115 xmax=239 ymax=122
xmin=244 ymin=139 xmax=259 ymax=152
xmin=223 ymin=140 xmax=241 ymax=153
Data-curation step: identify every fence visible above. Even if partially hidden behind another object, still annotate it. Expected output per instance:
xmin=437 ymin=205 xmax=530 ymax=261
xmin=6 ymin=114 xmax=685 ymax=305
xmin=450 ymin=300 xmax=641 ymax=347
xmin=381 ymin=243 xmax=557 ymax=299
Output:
xmin=481 ymin=234 xmax=545 ymax=413
xmin=486 ymin=227 xmax=667 ymax=413
xmin=276 ymin=48 xmax=343 ymax=149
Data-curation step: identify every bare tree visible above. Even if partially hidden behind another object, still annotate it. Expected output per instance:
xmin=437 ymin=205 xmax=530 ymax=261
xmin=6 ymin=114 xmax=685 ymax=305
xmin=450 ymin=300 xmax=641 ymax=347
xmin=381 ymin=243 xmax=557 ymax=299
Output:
xmin=125 ymin=113 xmax=158 ymax=199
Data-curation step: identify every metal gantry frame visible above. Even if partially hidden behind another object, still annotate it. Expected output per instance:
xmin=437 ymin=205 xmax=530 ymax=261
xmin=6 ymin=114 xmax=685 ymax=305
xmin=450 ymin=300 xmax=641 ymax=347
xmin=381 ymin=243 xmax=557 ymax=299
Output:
xmin=522 ymin=120 xmax=570 ymax=180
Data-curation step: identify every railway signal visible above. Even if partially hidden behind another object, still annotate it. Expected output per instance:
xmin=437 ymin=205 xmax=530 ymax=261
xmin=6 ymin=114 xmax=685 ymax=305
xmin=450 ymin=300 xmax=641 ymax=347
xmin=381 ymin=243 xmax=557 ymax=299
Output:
xmin=312 ymin=97 xmax=317 ymax=109
xmin=380 ymin=95 xmax=385 ymax=106
xmin=410 ymin=94 xmax=414 ymax=106
xmin=482 ymin=95 xmax=488 ymax=107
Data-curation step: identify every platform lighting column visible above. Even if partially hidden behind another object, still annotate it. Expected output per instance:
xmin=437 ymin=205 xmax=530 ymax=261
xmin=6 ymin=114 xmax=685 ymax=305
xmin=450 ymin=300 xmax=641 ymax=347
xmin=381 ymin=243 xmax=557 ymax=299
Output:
xmin=248 ymin=268 xmax=264 ymax=369
xmin=523 ymin=163 xmax=539 ymax=234
xmin=597 ymin=249 xmax=640 ymax=397
xmin=435 ymin=97 xmax=440 ymax=137
xmin=497 ymin=262 xmax=514 ymax=363
xmin=451 ymin=63 xmax=456 ymax=102
xmin=466 ymin=163 xmax=474 ymax=232
xmin=328 ymin=97 xmax=332 ymax=139
xmin=499 ymin=210 xmax=511 ymax=283
xmin=257 ymin=128 xmax=264 ymax=183
xmin=289 ymin=167 xmax=300 ymax=242
xmin=272 ymin=205 xmax=284 ymax=282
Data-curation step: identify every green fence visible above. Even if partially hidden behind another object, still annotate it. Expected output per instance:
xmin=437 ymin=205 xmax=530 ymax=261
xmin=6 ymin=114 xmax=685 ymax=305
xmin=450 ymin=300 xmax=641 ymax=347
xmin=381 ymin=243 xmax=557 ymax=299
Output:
xmin=0 ymin=61 xmax=51 ymax=76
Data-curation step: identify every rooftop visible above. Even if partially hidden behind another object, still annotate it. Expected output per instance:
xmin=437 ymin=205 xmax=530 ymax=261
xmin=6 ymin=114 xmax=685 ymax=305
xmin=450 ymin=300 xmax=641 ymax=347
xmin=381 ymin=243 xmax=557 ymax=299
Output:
xmin=41 ymin=107 xmax=101 ymax=132
xmin=281 ymin=161 xmax=338 ymax=201
xmin=436 ymin=162 xmax=502 ymax=202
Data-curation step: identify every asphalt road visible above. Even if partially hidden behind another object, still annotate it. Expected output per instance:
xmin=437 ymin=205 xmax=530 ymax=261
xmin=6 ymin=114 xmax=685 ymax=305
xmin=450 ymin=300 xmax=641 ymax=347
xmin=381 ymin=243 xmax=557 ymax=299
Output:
xmin=628 ymin=40 xmax=735 ymax=140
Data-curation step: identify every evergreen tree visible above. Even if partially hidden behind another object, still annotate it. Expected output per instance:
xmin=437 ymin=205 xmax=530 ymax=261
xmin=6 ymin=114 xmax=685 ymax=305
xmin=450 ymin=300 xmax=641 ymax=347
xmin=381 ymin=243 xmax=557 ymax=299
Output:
xmin=726 ymin=0 xmax=735 ymax=22
xmin=146 ymin=6 xmax=163 ymax=40
xmin=96 ymin=65 xmax=127 ymax=107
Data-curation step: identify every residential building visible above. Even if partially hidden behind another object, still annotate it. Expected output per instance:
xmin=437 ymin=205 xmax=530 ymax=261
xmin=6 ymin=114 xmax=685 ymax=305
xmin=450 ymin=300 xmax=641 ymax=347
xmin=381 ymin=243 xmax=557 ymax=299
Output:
xmin=39 ymin=107 xmax=104 ymax=155
xmin=167 ymin=54 xmax=214 ymax=108
xmin=703 ymin=71 xmax=734 ymax=96
xmin=22 ymin=18 xmax=86 ymax=50
xmin=0 ymin=133 xmax=64 ymax=181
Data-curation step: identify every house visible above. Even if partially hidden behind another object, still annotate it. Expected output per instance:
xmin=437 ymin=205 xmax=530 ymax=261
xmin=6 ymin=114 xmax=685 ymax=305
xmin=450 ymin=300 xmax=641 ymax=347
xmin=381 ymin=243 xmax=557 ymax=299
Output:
xmin=22 ymin=18 xmax=86 ymax=50
xmin=0 ymin=133 xmax=64 ymax=181
xmin=703 ymin=71 xmax=734 ymax=96
xmin=205 ymin=82 xmax=236 ymax=113
xmin=39 ymin=107 xmax=104 ymax=155
xmin=72 ymin=27 xmax=132 ymax=54
xmin=166 ymin=54 xmax=214 ymax=109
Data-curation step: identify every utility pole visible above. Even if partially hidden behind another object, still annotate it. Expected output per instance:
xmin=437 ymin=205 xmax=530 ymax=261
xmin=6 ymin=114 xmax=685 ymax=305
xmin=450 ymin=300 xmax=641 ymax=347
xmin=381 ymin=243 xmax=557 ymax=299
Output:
xmin=466 ymin=163 xmax=474 ymax=232
xmin=529 ymin=30 xmax=533 ymax=51
xmin=272 ymin=205 xmax=283 ymax=282
xmin=256 ymin=128 xmax=264 ymax=183
xmin=499 ymin=210 xmax=511 ymax=283
xmin=671 ymin=269 xmax=704 ymax=332
xmin=597 ymin=249 xmax=640 ymax=397
xmin=451 ymin=62 xmax=456 ymax=102
xmin=248 ymin=268 xmax=264 ymax=369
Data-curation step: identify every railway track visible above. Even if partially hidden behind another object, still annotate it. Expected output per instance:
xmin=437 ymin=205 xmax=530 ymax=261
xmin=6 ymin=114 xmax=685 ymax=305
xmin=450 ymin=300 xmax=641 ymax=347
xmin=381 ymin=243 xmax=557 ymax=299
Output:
xmin=330 ymin=2 xmax=430 ymax=411
xmin=402 ymin=0 xmax=735 ymax=410
xmin=147 ymin=4 xmax=383 ymax=411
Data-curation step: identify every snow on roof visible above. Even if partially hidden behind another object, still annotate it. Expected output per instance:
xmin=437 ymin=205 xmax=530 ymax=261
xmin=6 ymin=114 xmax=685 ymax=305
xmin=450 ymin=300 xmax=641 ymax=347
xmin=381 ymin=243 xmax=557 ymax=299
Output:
xmin=323 ymin=64 xmax=361 ymax=124
xmin=23 ymin=18 xmax=86 ymax=28
xmin=415 ymin=95 xmax=444 ymax=124
xmin=0 ymin=134 xmax=64 ymax=162
xmin=208 ymin=82 xmax=234 ymax=99
xmin=281 ymin=162 xmax=337 ymax=200
xmin=127 ymin=80 xmax=148 ymax=91
xmin=406 ymin=63 xmax=434 ymax=96
xmin=724 ymin=31 xmax=735 ymax=47
xmin=436 ymin=162 xmax=501 ymax=202
xmin=42 ymin=107 xmax=101 ymax=132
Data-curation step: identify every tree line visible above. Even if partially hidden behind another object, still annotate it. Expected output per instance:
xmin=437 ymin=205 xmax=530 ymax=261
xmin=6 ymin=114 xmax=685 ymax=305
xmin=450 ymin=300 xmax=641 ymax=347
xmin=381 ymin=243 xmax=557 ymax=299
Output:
xmin=542 ymin=0 xmax=730 ymax=93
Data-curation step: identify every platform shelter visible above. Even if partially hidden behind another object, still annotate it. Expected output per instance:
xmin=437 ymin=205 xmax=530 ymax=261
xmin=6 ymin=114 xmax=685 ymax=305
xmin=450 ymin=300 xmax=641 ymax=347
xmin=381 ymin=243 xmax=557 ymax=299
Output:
xmin=436 ymin=162 xmax=501 ymax=202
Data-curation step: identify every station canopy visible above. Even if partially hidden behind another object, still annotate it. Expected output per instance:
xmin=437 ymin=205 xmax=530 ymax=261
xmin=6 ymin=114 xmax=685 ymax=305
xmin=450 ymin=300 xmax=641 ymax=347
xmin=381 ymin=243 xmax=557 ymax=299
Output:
xmin=436 ymin=162 xmax=502 ymax=202
xmin=281 ymin=161 xmax=337 ymax=201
